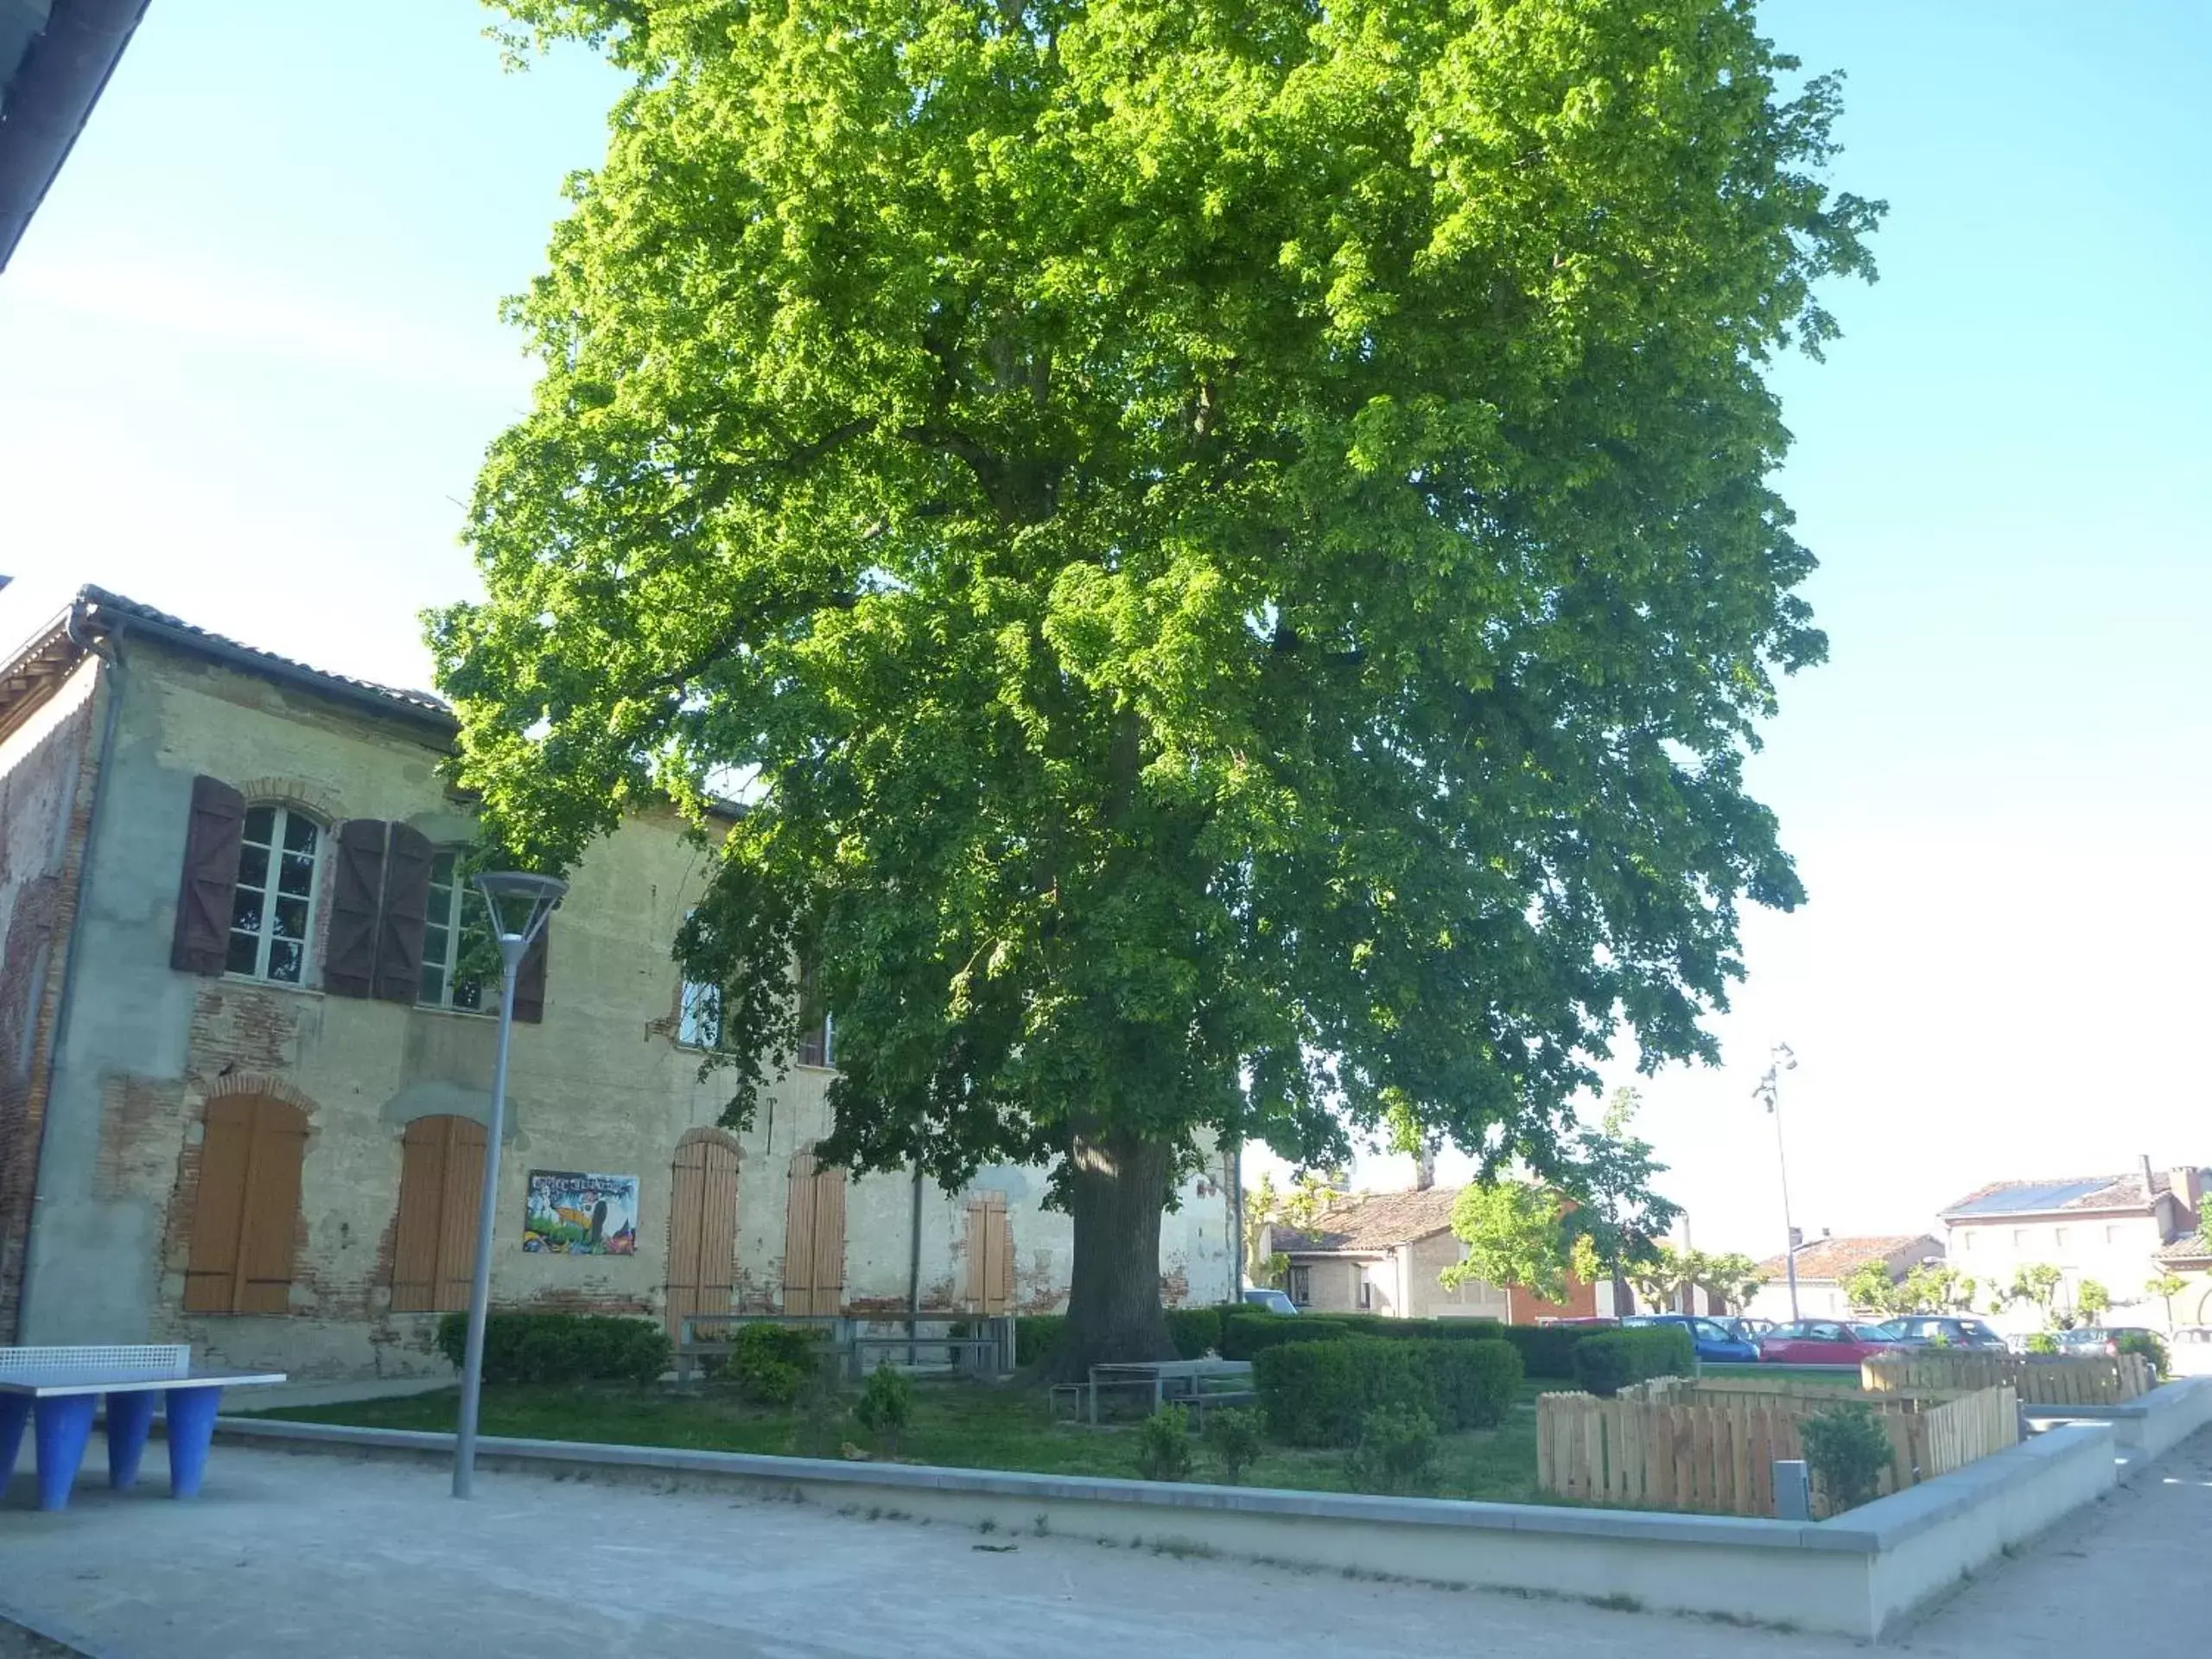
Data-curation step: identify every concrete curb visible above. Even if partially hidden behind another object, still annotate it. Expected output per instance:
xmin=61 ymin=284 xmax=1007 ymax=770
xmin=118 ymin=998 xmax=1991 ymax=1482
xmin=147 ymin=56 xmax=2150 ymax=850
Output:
xmin=2021 ymin=1376 xmax=2212 ymax=1456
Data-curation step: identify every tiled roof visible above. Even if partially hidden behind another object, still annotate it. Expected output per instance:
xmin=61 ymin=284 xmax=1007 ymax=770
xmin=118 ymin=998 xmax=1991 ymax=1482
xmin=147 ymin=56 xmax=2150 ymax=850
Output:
xmin=73 ymin=586 xmax=454 ymax=722
xmin=1939 ymin=1173 xmax=2178 ymax=1220
xmin=1274 ymin=1185 xmax=1461 ymax=1254
xmin=2155 ymin=1235 xmax=2212 ymax=1265
xmin=1753 ymin=1234 xmax=1939 ymax=1284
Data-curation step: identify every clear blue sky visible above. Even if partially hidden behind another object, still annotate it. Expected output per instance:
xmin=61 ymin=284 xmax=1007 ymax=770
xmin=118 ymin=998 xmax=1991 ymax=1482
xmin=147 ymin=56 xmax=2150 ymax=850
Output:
xmin=3 ymin=2 xmax=2205 ymax=1266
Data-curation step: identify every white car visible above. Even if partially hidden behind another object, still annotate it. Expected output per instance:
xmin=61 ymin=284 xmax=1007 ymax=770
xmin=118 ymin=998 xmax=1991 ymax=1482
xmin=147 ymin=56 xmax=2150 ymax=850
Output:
xmin=2171 ymin=1325 xmax=2212 ymax=1378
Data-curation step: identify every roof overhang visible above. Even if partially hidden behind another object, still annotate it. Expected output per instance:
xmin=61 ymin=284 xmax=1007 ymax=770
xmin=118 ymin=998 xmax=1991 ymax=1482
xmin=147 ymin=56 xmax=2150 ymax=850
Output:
xmin=0 ymin=0 xmax=152 ymax=272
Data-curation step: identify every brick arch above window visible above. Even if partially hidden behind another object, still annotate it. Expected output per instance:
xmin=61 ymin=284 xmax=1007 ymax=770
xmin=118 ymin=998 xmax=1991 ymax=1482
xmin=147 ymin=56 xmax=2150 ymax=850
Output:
xmin=199 ymin=1072 xmax=319 ymax=1115
xmin=232 ymin=777 xmax=349 ymax=823
xmin=676 ymin=1124 xmax=744 ymax=1160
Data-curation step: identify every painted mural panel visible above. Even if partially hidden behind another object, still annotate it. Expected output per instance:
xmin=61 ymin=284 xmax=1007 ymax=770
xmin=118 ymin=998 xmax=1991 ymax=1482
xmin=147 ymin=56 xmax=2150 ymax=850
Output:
xmin=523 ymin=1170 xmax=639 ymax=1255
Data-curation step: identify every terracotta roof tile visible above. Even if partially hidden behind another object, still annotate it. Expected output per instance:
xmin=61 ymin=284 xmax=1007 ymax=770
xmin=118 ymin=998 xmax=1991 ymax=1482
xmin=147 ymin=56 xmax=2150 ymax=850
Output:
xmin=1274 ymin=1186 xmax=1460 ymax=1254
xmin=1753 ymin=1233 xmax=1940 ymax=1283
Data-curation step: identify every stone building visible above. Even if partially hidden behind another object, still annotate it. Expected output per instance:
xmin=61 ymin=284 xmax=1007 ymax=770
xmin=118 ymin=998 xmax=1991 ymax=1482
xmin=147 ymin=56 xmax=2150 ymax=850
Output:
xmin=0 ymin=587 xmax=1233 ymax=1379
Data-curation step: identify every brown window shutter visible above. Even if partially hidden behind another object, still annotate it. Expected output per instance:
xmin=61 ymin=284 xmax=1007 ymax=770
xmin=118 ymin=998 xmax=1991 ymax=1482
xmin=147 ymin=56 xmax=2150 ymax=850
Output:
xmin=783 ymin=1150 xmax=820 ymax=1314
xmin=183 ymin=1095 xmax=308 ymax=1314
xmin=170 ymin=776 xmax=245 ymax=975
xmin=374 ymin=824 xmax=434 ymax=1004
xmin=324 ymin=821 xmax=387 ymax=998
xmin=512 ymin=923 xmax=549 ymax=1023
xmin=963 ymin=1192 xmax=1013 ymax=1316
xmin=391 ymin=1115 xmax=486 ymax=1313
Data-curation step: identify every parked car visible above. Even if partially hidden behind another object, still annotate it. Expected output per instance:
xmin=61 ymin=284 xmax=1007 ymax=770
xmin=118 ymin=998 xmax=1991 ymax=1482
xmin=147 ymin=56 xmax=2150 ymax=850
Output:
xmin=1623 ymin=1313 xmax=1760 ymax=1363
xmin=1876 ymin=1316 xmax=2009 ymax=1352
xmin=1756 ymin=1319 xmax=1903 ymax=1366
xmin=1241 ymin=1287 xmax=1299 ymax=1317
xmin=1715 ymin=1316 xmax=1776 ymax=1343
xmin=2054 ymin=1325 xmax=2159 ymax=1358
xmin=2171 ymin=1326 xmax=2212 ymax=1378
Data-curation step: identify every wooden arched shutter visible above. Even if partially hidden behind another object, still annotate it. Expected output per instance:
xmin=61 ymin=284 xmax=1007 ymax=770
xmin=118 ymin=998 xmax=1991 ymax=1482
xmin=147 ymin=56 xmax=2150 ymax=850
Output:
xmin=183 ymin=1096 xmax=309 ymax=1313
xmin=782 ymin=1149 xmax=846 ymax=1317
xmin=665 ymin=1129 xmax=741 ymax=1338
xmin=325 ymin=820 xmax=387 ymax=997
xmin=373 ymin=824 xmax=434 ymax=1004
xmin=389 ymin=1115 xmax=487 ymax=1312
xmin=963 ymin=1190 xmax=1015 ymax=1315
xmin=170 ymin=776 xmax=245 ymax=975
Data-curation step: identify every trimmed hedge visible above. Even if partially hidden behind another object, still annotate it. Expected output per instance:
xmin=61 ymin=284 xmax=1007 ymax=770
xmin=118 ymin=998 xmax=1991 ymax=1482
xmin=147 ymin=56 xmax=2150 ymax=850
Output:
xmin=1493 ymin=1323 xmax=1586 ymax=1380
xmin=1254 ymin=1336 xmax=1523 ymax=1446
xmin=1222 ymin=1313 xmax=1354 ymax=1359
xmin=1313 ymin=1314 xmax=1507 ymax=1344
xmin=1015 ymin=1314 xmax=1066 ymax=1367
xmin=1570 ymin=1325 xmax=1695 ymax=1396
xmin=1166 ymin=1306 xmax=1230 ymax=1359
xmin=433 ymin=1312 xmax=670 ymax=1384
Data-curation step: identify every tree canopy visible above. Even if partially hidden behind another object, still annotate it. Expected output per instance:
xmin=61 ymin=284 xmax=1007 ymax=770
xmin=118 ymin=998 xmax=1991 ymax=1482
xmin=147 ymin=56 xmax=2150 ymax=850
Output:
xmin=431 ymin=0 xmax=1878 ymax=1367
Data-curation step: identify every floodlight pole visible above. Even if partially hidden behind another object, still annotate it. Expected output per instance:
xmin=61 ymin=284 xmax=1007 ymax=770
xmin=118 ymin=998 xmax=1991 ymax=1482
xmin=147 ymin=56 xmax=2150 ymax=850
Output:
xmin=1755 ymin=1044 xmax=1802 ymax=1325
xmin=453 ymin=873 xmax=563 ymax=1499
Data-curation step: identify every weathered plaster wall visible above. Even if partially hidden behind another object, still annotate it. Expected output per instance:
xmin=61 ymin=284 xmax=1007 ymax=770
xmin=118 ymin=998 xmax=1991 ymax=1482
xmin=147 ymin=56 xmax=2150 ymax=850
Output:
xmin=20 ymin=640 xmax=1231 ymax=1376
xmin=0 ymin=654 xmax=102 ymax=1338
xmin=1404 ymin=1229 xmax=1510 ymax=1319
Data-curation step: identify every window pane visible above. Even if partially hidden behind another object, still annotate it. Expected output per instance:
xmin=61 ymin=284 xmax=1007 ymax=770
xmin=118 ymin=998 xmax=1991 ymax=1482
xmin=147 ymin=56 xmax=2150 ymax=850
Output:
xmin=244 ymin=806 xmax=275 ymax=846
xmin=273 ymin=897 xmax=308 ymax=942
xmin=237 ymin=843 xmax=269 ymax=891
xmin=454 ymin=976 xmax=482 ymax=1011
xmin=281 ymin=813 xmax=319 ymax=855
xmin=268 ymin=939 xmax=303 ymax=982
xmin=226 ymin=931 xmax=260 ymax=976
xmin=230 ymin=891 xmax=264 ymax=935
xmin=277 ymin=850 xmax=315 ymax=898
xmin=679 ymin=982 xmax=720 ymax=1048
xmin=430 ymin=849 xmax=457 ymax=888
xmin=420 ymin=961 xmax=446 ymax=1005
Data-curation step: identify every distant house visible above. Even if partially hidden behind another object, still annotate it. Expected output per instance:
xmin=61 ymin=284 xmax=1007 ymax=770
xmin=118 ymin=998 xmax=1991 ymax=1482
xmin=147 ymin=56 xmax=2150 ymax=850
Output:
xmin=1266 ymin=1184 xmax=1599 ymax=1323
xmin=2151 ymin=1234 xmax=2212 ymax=1329
xmin=1939 ymin=1158 xmax=2205 ymax=1331
xmin=1743 ymin=1234 xmax=1942 ymax=1324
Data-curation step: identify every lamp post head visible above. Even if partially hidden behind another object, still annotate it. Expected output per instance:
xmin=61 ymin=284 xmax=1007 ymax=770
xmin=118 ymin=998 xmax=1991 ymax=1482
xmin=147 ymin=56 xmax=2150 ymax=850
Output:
xmin=473 ymin=871 xmax=567 ymax=963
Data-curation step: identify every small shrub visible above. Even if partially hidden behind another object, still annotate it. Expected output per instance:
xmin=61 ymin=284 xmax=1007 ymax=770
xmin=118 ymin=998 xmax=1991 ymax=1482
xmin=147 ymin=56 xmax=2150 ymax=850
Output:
xmin=1015 ymin=1314 xmax=1067 ymax=1368
xmin=721 ymin=1323 xmax=823 ymax=1405
xmin=1254 ymin=1338 xmax=1436 ymax=1446
xmin=1570 ymin=1325 xmax=1694 ymax=1397
xmin=1202 ymin=1407 xmax=1265 ymax=1484
xmin=1423 ymin=1338 xmax=1523 ymax=1429
xmin=433 ymin=1312 xmax=671 ymax=1384
xmin=1221 ymin=1313 xmax=1352 ymax=1359
xmin=2025 ymin=1332 xmax=2060 ymax=1355
xmin=854 ymin=1362 xmax=914 ymax=1455
xmin=1135 ymin=1404 xmax=1195 ymax=1482
xmin=2114 ymin=1331 xmax=2168 ymax=1378
xmin=1344 ymin=1403 xmax=1439 ymax=1496
xmin=1800 ymin=1402 xmax=1892 ymax=1514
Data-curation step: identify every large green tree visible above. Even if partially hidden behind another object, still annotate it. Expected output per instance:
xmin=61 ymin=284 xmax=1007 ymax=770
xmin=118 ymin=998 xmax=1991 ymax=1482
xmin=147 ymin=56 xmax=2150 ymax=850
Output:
xmin=432 ymin=0 xmax=1878 ymax=1372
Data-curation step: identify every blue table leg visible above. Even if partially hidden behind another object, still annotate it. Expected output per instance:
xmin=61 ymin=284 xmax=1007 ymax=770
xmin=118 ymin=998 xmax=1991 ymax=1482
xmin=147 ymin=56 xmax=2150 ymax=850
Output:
xmin=164 ymin=1387 xmax=222 ymax=1498
xmin=106 ymin=1390 xmax=158 ymax=1490
xmin=0 ymin=1394 xmax=28 ymax=1491
xmin=33 ymin=1395 xmax=97 ymax=1511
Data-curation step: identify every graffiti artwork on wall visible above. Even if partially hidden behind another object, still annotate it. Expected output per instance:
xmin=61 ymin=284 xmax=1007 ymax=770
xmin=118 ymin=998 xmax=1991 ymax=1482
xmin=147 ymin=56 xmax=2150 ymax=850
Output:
xmin=523 ymin=1170 xmax=639 ymax=1255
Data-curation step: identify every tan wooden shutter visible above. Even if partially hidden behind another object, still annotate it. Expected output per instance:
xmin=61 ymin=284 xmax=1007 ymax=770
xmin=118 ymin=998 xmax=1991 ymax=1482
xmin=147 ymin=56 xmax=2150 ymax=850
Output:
xmin=963 ymin=1192 xmax=1014 ymax=1315
xmin=390 ymin=1116 xmax=486 ymax=1313
xmin=512 ymin=924 xmax=549 ymax=1023
xmin=325 ymin=820 xmax=387 ymax=998
xmin=183 ymin=1096 xmax=308 ymax=1313
xmin=665 ymin=1131 xmax=741 ymax=1338
xmin=169 ymin=776 xmax=245 ymax=975
xmin=374 ymin=824 xmax=435 ymax=1004
xmin=783 ymin=1149 xmax=845 ymax=1316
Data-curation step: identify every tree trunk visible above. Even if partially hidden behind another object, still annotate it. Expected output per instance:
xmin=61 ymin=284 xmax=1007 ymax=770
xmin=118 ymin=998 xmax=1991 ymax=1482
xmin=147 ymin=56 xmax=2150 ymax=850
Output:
xmin=1050 ymin=1126 xmax=1177 ymax=1380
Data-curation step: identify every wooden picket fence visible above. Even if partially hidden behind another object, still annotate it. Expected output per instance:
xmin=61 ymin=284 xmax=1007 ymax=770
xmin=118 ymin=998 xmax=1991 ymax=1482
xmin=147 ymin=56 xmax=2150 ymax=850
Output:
xmin=1535 ymin=1376 xmax=2018 ymax=1518
xmin=1862 ymin=1349 xmax=2151 ymax=1405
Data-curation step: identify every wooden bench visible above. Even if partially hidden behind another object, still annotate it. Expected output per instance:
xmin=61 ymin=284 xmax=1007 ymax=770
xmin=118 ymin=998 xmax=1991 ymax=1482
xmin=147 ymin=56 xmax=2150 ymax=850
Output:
xmin=1 ymin=1344 xmax=285 ymax=1512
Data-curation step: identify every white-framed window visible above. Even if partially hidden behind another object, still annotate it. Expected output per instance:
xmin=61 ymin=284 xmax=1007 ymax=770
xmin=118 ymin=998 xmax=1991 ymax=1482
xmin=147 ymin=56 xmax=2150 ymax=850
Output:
xmin=418 ymin=851 xmax=490 ymax=1011
xmin=1287 ymin=1264 xmax=1312 ymax=1307
xmin=677 ymin=980 xmax=727 ymax=1050
xmin=796 ymin=957 xmax=834 ymax=1068
xmin=2105 ymin=1225 xmax=2120 ymax=1245
xmin=2053 ymin=1227 xmax=2069 ymax=1249
xmin=2012 ymin=1229 xmax=2030 ymax=1248
xmin=1961 ymin=1232 xmax=1975 ymax=1251
xmin=1357 ymin=1276 xmax=1375 ymax=1311
xmin=227 ymin=805 xmax=322 ymax=983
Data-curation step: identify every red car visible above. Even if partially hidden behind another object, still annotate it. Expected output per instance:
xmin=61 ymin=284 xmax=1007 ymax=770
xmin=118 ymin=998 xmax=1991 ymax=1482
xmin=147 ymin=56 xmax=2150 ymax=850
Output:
xmin=1757 ymin=1319 xmax=1904 ymax=1366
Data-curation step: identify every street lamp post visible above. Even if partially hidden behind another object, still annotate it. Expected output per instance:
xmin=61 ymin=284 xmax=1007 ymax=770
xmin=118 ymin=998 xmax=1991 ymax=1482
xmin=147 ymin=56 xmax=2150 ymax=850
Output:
xmin=452 ymin=870 xmax=566 ymax=1500
xmin=1753 ymin=1043 xmax=1801 ymax=1325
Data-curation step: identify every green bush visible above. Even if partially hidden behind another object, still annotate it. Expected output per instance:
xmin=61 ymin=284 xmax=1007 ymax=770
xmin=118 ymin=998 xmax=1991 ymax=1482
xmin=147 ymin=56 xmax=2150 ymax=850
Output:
xmin=1203 ymin=1406 xmax=1265 ymax=1484
xmin=433 ymin=1312 xmax=671 ymax=1384
xmin=854 ymin=1362 xmax=914 ymax=1455
xmin=721 ymin=1323 xmax=823 ymax=1404
xmin=1800 ymin=1402 xmax=1892 ymax=1513
xmin=1166 ymin=1306 xmax=1228 ymax=1359
xmin=1570 ymin=1325 xmax=1694 ymax=1396
xmin=1253 ymin=1338 xmax=1434 ymax=1446
xmin=1492 ymin=1323 xmax=1587 ymax=1379
xmin=1015 ymin=1314 xmax=1067 ymax=1367
xmin=1344 ymin=1403 xmax=1440 ymax=1495
xmin=1135 ymin=1404 xmax=1195 ymax=1481
xmin=2025 ymin=1332 xmax=2060 ymax=1355
xmin=1221 ymin=1313 xmax=1353 ymax=1359
xmin=1423 ymin=1338 xmax=1524 ymax=1429
xmin=2115 ymin=1330 xmax=2169 ymax=1377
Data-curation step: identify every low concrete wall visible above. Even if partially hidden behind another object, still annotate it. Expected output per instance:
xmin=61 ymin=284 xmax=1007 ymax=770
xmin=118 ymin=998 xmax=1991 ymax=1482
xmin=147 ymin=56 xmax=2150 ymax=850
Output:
xmin=2022 ymin=1376 xmax=2212 ymax=1459
xmin=210 ymin=1413 xmax=2145 ymax=1641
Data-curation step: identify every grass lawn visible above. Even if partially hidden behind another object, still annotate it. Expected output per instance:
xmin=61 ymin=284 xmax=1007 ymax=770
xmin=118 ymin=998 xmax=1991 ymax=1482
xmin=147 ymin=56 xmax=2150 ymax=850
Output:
xmin=249 ymin=1376 xmax=1552 ymax=1503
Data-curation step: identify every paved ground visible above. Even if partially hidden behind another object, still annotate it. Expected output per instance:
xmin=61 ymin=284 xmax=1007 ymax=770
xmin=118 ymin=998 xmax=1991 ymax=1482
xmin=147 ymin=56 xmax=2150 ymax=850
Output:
xmin=3 ymin=1429 xmax=2206 ymax=1657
